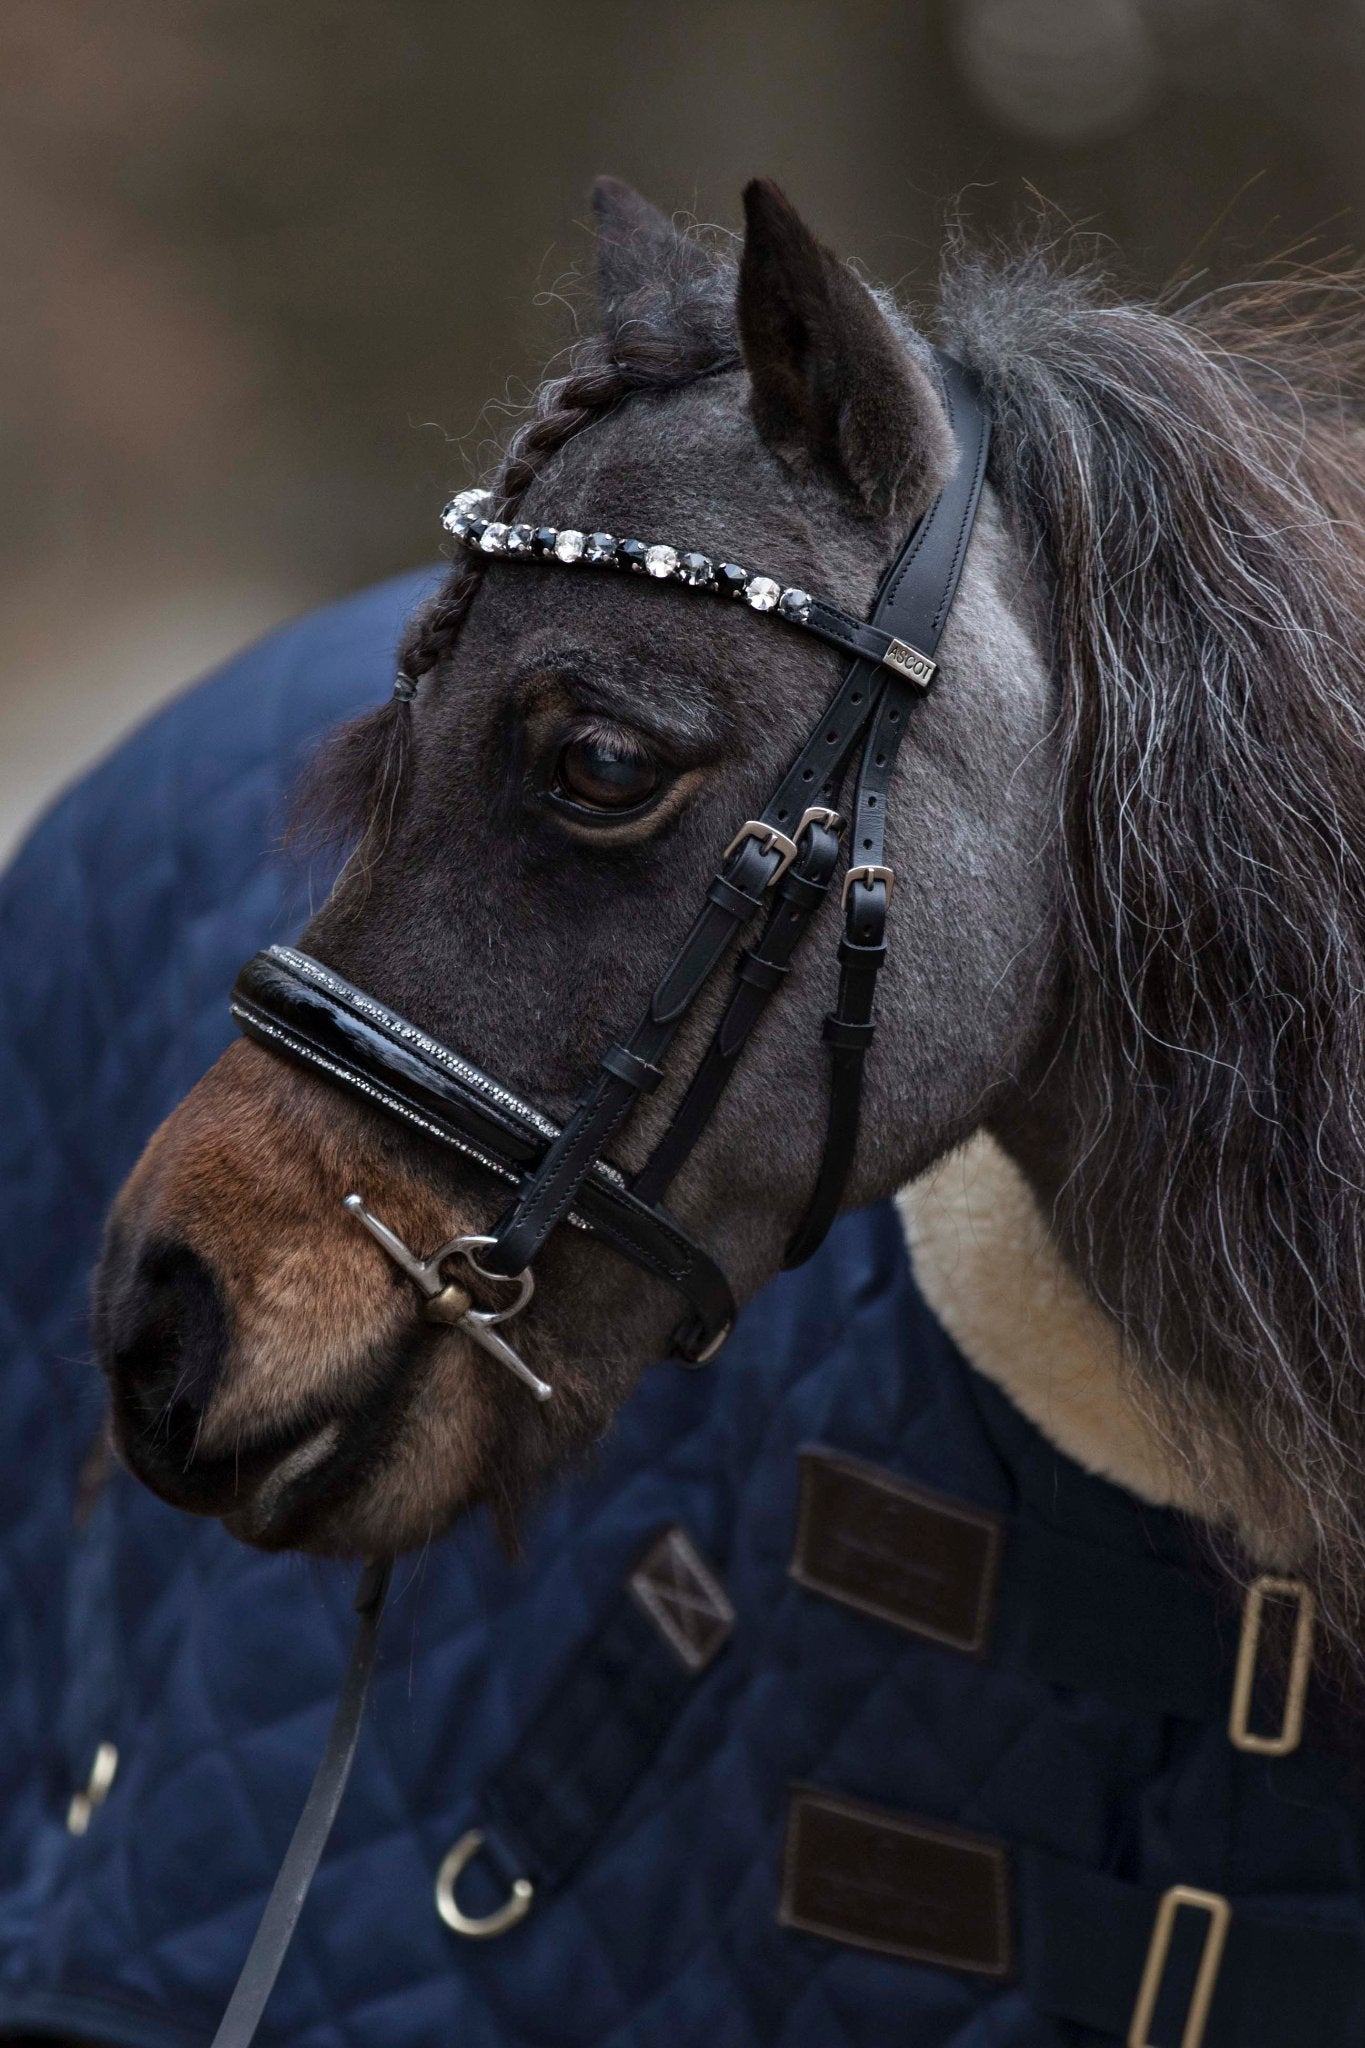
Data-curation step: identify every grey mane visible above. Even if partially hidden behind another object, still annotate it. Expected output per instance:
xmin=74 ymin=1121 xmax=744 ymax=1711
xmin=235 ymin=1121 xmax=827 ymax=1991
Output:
xmin=944 ymin=249 xmax=1365 ymax=1643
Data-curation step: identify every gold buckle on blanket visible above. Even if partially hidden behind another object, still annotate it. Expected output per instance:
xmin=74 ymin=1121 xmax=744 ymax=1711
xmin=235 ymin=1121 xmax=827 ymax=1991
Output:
xmin=1128 ymin=1885 xmax=1231 ymax=2048
xmin=1228 ymin=1574 xmax=1315 ymax=1755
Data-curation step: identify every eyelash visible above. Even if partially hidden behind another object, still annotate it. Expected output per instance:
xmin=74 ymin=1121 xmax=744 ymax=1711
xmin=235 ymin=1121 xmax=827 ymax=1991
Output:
xmin=541 ymin=717 xmax=667 ymax=824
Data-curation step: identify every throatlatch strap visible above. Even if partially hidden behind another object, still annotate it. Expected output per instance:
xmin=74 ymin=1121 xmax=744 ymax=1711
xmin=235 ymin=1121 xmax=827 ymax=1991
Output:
xmin=210 ymin=1561 xmax=390 ymax=2048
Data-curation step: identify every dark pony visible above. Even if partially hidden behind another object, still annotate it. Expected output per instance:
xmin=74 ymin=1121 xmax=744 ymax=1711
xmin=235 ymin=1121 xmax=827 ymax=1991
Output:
xmin=304 ymin=205 xmax=1365 ymax=1648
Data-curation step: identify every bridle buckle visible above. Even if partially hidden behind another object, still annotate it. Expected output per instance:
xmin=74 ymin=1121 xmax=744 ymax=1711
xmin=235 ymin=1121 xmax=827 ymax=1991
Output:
xmin=723 ymin=819 xmax=800 ymax=885
xmin=725 ymin=809 xmax=845 ymax=889
xmin=841 ymin=863 xmax=895 ymax=910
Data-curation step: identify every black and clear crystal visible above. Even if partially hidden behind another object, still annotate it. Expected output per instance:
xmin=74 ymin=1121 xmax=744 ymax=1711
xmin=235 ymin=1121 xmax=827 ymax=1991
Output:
xmin=778 ymin=587 xmax=813 ymax=622
xmin=506 ymin=523 xmax=535 ymax=555
xmin=465 ymin=517 xmax=489 ymax=547
xmin=678 ymin=552 xmax=713 ymax=587
xmin=585 ymin=532 xmax=617 ymax=564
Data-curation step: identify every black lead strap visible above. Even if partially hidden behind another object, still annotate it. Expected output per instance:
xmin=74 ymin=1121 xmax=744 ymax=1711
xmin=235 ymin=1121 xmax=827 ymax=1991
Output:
xmin=210 ymin=1561 xmax=390 ymax=2048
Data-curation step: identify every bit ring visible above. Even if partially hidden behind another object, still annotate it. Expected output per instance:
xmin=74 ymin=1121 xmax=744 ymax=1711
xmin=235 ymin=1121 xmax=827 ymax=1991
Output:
xmin=430 ymin=1234 xmax=534 ymax=1326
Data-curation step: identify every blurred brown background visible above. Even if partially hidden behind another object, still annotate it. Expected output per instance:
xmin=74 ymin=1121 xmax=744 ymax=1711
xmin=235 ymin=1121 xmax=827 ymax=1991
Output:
xmin=3 ymin=0 xmax=1361 ymax=858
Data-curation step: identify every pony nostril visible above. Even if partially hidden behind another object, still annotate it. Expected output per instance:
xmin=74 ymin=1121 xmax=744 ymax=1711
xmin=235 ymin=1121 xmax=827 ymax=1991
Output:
xmin=103 ymin=1241 xmax=230 ymax=1433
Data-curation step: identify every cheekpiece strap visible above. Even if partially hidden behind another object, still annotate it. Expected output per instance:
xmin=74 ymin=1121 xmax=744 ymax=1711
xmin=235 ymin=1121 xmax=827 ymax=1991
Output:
xmin=787 ymin=354 xmax=991 ymax=1265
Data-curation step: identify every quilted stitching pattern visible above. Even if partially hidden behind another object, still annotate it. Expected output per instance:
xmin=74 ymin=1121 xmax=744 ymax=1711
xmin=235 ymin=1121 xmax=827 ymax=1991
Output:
xmin=2 ymin=575 xmax=1364 ymax=2047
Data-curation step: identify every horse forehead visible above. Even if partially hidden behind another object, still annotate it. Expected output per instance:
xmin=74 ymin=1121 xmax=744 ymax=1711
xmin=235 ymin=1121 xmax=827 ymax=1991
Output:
xmin=520 ymin=377 xmax=788 ymax=538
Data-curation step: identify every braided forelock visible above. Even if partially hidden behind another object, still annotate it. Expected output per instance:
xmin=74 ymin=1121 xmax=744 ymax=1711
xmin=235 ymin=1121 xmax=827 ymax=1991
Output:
xmin=397 ymin=239 xmax=741 ymax=685
xmin=290 ymin=230 xmax=739 ymax=868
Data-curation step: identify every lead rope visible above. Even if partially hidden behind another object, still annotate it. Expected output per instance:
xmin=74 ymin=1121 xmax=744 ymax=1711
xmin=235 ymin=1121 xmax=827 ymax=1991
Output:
xmin=210 ymin=1559 xmax=391 ymax=2048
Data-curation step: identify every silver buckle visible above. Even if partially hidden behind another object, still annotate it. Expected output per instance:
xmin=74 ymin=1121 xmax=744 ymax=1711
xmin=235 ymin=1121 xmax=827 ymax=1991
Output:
xmin=1128 ymin=1885 xmax=1231 ymax=2048
xmin=725 ymin=808 xmax=845 ymax=888
xmin=724 ymin=819 xmax=799 ymax=884
xmin=841 ymin=863 xmax=895 ymax=909
xmin=796 ymin=805 xmax=844 ymax=839
xmin=1228 ymin=1574 xmax=1315 ymax=1755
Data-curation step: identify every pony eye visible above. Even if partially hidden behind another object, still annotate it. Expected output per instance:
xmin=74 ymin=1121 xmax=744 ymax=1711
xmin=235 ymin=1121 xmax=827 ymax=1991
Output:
xmin=553 ymin=729 xmax=660 ymax=813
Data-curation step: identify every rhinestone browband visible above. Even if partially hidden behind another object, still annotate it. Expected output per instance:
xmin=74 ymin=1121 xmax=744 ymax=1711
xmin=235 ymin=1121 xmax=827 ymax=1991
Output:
xmin=421 ymin=489 xmax=940 ymax=694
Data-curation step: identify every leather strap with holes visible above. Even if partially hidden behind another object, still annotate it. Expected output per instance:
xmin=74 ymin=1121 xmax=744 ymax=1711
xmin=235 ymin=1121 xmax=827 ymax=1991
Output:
xmin=632 ymin=820 xmax=844 ymax=1207
xmin=787 ymin=356 xmax=991 ymax=1265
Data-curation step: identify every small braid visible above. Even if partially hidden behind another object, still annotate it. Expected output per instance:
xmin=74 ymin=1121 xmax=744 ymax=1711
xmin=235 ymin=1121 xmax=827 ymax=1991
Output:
xmin=396 ymin=267 xmax=740 ymax=687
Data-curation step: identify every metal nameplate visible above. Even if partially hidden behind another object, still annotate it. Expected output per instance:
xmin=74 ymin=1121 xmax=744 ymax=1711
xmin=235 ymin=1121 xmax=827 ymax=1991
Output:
xmin=791 ymin=1448 xmax=1002 ymax=1655
xmin=882 ymin=637 xmax=937 ymax=688
xmin=780 ymin=1787 xmax=1013 ymax=1976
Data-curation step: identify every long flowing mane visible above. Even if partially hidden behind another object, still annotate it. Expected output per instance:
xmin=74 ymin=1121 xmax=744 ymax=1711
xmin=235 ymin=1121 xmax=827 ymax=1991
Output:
xmin=944 ymin=249 xmax=1365 ymax=1645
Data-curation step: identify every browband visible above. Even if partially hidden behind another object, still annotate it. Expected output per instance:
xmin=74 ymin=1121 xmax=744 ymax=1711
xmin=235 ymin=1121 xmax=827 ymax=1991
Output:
xmin=436 ymin=497 xmax=939 ymax=692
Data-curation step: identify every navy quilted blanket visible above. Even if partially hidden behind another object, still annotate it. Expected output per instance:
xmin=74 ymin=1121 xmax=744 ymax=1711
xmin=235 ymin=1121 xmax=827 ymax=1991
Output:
xmin=3 ymin=576 xmax=1364 ymax=2048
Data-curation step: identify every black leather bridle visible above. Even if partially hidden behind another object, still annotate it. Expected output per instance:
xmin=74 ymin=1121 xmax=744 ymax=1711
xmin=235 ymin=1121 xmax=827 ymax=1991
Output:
xmin=209 ymin=352 xmax=989 ymax=2046
xmin=232 ymin=354 xmax=989 ymax=1380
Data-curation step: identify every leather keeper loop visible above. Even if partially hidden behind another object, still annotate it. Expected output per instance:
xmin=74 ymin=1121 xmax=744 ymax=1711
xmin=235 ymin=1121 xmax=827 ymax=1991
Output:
xmin=777 ymin=869 xmax=830 ymax=913
xmin=601 ymin=1044 xmax=664 ymax=1094
xmin=837 ymin=935 xmax=888 ymax=969
xmin=707 ymin=871 xmax=766 ymax=920
xmin=823 ymin=1016 xmax=877 ymax=1049
xmin=737 ymin=951 xmax=790 ymax=994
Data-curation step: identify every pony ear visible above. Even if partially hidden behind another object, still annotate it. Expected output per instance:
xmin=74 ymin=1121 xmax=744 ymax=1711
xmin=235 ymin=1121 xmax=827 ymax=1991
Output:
xmin=591 ymin=176 xmax=719 ymax=326
xmin=738 ymin=179 xmax=954 ymax=520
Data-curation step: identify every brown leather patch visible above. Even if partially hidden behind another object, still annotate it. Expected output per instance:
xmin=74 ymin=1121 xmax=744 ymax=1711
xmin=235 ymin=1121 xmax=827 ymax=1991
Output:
xmin=629 ymin=1525 xmax=734 ymax=1673
xmin=791 ymin=1448 xmax=1002 ymax=1655
xmin=780 ymin=1787 xmax=1013 ymax=1976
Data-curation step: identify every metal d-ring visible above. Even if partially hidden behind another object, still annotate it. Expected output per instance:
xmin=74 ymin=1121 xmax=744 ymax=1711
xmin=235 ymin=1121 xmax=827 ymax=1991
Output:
xmin=435 ymin=1829 xmax=534 ymax=1940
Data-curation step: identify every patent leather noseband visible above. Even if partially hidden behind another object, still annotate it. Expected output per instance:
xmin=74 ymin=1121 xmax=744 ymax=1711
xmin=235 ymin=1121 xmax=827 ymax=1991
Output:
xmin=232 ymin=352 xmax=990 ymax=1388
